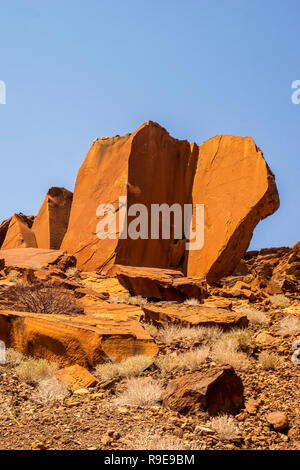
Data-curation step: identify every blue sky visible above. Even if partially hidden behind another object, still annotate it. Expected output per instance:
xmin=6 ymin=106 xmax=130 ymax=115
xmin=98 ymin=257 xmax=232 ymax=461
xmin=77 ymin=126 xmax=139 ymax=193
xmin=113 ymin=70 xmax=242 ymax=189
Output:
xmin=0 ymin=0 xmax=299 ymax=250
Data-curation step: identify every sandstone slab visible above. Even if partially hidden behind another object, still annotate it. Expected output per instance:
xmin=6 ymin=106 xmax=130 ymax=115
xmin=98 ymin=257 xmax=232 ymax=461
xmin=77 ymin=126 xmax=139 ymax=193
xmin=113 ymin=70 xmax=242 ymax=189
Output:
xmin=55 ymin=364 xmax=98 ymax=391
xmin=142 ymin=303 xmax=248 ymax=330
xmin=0 ymin=308 xmax=158 ymax=367
xmin=0 ymin=248 xmax=76 ymax=270
xmin=1 ymin=214 xmax=37 ymax=250
xmin=162 ymin=366 xmax=244 ymax=415
xmin=112 ymin=265 xmax=207 ymax=301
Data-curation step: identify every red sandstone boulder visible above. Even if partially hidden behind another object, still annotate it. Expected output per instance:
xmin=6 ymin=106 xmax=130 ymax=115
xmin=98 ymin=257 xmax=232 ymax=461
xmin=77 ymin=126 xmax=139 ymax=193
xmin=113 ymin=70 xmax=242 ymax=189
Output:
xmin=162 ymin=366 xmax=244 ymax=416
xmin=61 ymin=121 xmax=279 ymax=283
xmin=112 ymin=265 xmax=207 ymax=301
xmin=32 ymin=187 xmax=73 ymax=250
xmin=1 ymin=214 xmax=37 ymax=249
xmin=0 ymin=248 xmax=76 ymax=270
xmin=55 ymin=364 xmax=98 ymax=391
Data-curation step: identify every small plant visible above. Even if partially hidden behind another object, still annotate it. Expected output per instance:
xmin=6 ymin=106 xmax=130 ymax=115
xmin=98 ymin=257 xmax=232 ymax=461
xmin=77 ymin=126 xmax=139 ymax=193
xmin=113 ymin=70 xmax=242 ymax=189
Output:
xmin=223 ymin=328 xmax=253 ymax=352
xmin=211 ymin=338 xmax=250 ymax=370
xmin=7 ymin=282 xmax=83 ymax=315
xmin=124 ymin=429 xmax=205 ymax=450
xmin=156 ymin=346 xmax=210 ymax=373
xmin=142 ymin=323 xmax=158 ymax=337
xmin=15 ymin=358 xmax=58 ymax=384
xmin=184 ymin=298 xmax=201 ymax=306
xmin=258 ymin=351 xmax=281 ymax=370
xmin=108 ymin=295 xmax=130 ymax=304
xmin=115 ymin=377 xmax=162 ymax=406
xmin=127 ymin=295 xmax=148 ymax=306
xmin=7 ymin=270 xmax=20 ymax=282
xmin=269 ymin=294 xmax=291 ymax=308
xmin=95 ymin=355 xmax=154 ymax=381
xmin=65 ymin=267 xmax=79 ymax=278
xmin=5 ymin=348 xmax=24 ymax=366
xmin=210 ymin=414 xmax=240 ymax=441
xmin=237 ymin=306 xmax=269 ymax=325
xmin=277 ymin=316 xmax=300 ymax=336
xmin=36 ymin=377 xmax=69 ymax=404
xmin=156 ymin=323 xmax=222 ymax=345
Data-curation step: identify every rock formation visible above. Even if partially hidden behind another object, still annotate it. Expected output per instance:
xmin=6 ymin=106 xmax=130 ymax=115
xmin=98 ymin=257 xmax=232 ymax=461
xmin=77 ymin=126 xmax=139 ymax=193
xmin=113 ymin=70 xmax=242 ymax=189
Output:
xmin=32 ymin=187 xmax=73 ymax=250
xmin=1 ymin=214 xmax=37 ymax=249
xmin=61 ymin=121 xmax=279 ymax=283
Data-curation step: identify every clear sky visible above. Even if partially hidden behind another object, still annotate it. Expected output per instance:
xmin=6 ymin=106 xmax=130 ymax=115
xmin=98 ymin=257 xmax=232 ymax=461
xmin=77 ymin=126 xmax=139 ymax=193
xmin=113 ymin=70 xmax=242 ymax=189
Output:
xmin=0 ymin=0 xmax=299 ymax=250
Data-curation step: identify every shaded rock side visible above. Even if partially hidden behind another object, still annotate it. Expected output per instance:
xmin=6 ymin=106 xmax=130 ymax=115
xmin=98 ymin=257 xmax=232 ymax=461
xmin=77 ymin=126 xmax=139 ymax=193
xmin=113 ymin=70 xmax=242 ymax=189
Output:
xmin=32 ymin=187 xmax=73 ymax=250
xmin=1 ymin=214 xmax=37 ymax=249
xmin=61 ymin=121 xmax=279 ymax=282
xmin=162 ymin=366 xmax=244 ymax=416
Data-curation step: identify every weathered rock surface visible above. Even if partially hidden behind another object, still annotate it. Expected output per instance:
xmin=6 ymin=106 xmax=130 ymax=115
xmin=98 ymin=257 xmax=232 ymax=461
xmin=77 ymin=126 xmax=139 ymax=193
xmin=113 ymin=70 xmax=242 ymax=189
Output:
xmin=142 ymin=303 xmax=248 ymax=329
xmin=1 ymin=214 xmax=37 ymax=250
xmin=0 ymin=248 xmax=76 ymax=270
xmin=32 ymin=187 xmax=73 ymax=250
xmin=266 ymin=411 xmax=289 ymax=431
xmin=61 ymin=121 xmax=279 ymax=282
xmin=112 ymin=265 xmax=207 ymax=301
xmin=162 ymin=366 xmax=244 ymax=415
xmin=55 ymin=364 xmax=98 ymax=391
xmin=0 ymin=309 xmax=158 ymax=367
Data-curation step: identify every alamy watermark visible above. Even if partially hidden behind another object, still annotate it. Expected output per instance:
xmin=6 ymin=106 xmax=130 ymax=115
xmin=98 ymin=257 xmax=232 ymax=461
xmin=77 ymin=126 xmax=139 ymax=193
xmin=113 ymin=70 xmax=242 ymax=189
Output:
xmin=96 ymin=196 xmax=204 ymax=250
xmin=291 ymin=80 xmax=300 ymax=104
xmin=0 ymin=80 xmax=6 ymax=104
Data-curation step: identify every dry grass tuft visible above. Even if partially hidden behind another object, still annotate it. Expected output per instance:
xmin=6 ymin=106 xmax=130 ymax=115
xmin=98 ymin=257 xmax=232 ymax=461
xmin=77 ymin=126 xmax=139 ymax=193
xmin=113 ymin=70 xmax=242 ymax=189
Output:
xmin=15 ymin=358 xmax=58 ymax=384
xmin=142 ymin=323 xmax=158 ymax=337
xmin=127 ymin=296 xmax=148 ymax=306
xmin=123 ymin=429 xmax=205 ymax=450
xmin=210 ymin=414 xmax=240 ymax=441
xmin=156 ymin=346 xmax=210 ymax=373
xmin=211 ymin=337 xmax=250 ymax=371
xmin=65 ymin=267 xmax=80 ymax=278
xmin=258 ymin=351 xmax=281 ymax=370
xmin=7 ymin=270 xmax=20 ymax=282
xmin=183 ymin=298 xmax=201 ymax=306
xmin=222 ymin=328 xmax=254 ymax=352
xmin=108 ymin=295 xmax=130 ymax=304
xmin=6 ymin=282 xmax=83 ymax=315
xmin=36 ymin=377 xmax=69 ymax=404
xmin=156 ymin=324 xmax=222 ymax=345
xmin=269 ymin=294 xmax=291 ymax=308
xmin=115 ymin=377 xmax=162 ymax=406
xmin=237 ymin=306 xmax=269 ymax=325
xmin=277 ymin=316 xmax=300 ymax=336
xmin=95 ymin=355 xmax=154 ymax=381
xmin=5 ymin=348 xmax=24 ymax=366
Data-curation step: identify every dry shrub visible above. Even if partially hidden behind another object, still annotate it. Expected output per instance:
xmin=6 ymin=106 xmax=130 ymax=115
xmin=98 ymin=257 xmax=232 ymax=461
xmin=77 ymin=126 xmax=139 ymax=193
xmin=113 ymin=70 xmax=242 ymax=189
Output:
xmin=36 ymin=377 xmax=69 ymax=404
xmin=184 ymin=298 xmax=201 ymax=306
xmin=127 ymin=296 xmax=148 ymax=306
xmin=5 ymin=348 xmax=24 ymax=366
xmin=156 ymin=346 xmax=210 ymax=373
xmin=7 ymin=282 xmax=83 ymax=315
xmin=115 ymin=377 xmax=162 ymax=406
xmin=277 ymin=316 xmax=300 ymax=336
xmin=95 ymin=355 xmax=154 ymax=381
xmin=108 ymin=295 xmax=130 ymax=304
xmin=222 ymin=328 xmax=253 ymax=352
xmin=7 ymin=270 xmax=20 ymax=282
xmin=15 ymin=358 xmax=58 ymax=384
xmin=65 ymin=267 xmax=79 ymax=278
xmin=157 ymin=324 xmax=222 ymax=345
xmin=258 ymin=351 xmax=281 ymax=370
xmin=211 ymin=337 xmax=250 ymax=371
xmin=237 ymin=306 xmax=269 ymax=325
xmin=269 ymin=294 xmax=291 ymax=308
xmin=27 ymin=262 xmax=42 ymax=271
xmin=123 ymin=429 xmax=205 ymax=450
xmin=142 ymin=323 xmax=158 ymax=337
xmin=210 ymin=414 xmax=240 ymax=441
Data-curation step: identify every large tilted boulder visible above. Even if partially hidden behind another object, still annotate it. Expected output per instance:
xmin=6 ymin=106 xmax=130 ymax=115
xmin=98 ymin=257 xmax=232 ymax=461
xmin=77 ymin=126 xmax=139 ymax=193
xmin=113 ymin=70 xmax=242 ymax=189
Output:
xmin=32 ymin=187 xmax=73 ymax=250
xmin=61 ymin=121 xmax=279 ymax=283
xmin=162 ymin=366 xmax=244 ymax=416
xmin=0 ymin=308 xmax=158 ymax=367
xmin=1 ymin=214 xmax=37 ymax=249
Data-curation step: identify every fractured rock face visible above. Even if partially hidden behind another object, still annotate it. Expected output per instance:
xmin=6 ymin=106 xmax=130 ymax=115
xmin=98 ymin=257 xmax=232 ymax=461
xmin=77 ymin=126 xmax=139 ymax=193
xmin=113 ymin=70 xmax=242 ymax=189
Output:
xmin=162 ymin=366 xmax=244 ymax=416
xmin=0 ymin=309 xmax=158 ymax=367
xmin=1 ymin=214 xmax=37 ymax=249
xmin=32 ymin=187 xmax=73 ymax=250
xmin=61 ymin=121 xmax=279 ymax=282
